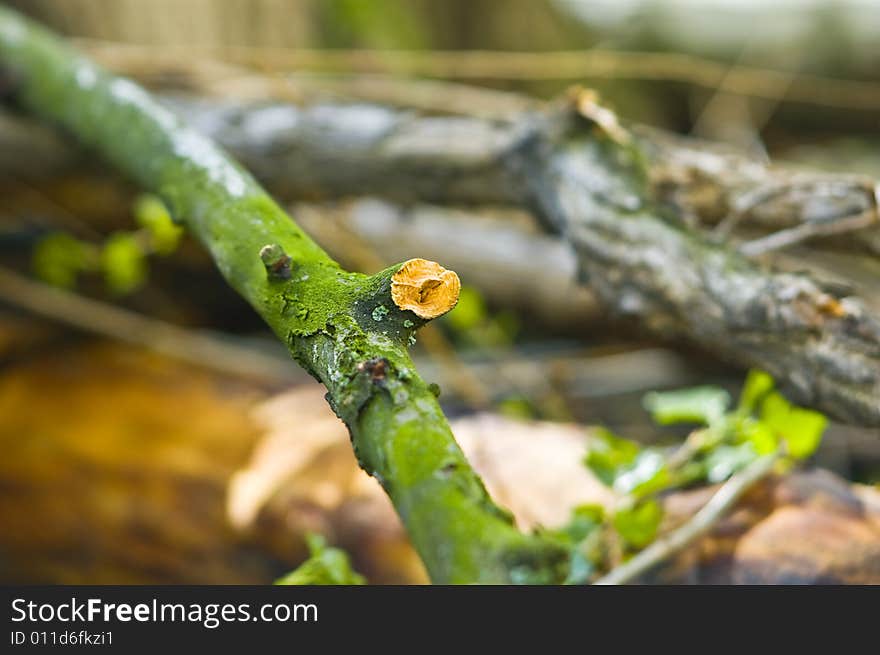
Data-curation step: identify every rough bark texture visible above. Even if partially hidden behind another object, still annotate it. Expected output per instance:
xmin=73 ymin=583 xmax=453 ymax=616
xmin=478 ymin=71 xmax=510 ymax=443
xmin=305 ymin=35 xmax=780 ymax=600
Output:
xmin=0 ymin=7 xmax=568 ymax=583
xmin=639 ymin=126 xmax=880 ymax=256
xmin=514 ymin=114 xmax=880 ymax=428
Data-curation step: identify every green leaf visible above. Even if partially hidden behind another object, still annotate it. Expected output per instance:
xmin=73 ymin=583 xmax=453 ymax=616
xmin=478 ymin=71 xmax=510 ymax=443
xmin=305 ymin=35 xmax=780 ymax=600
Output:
xmin=738 ymin=369 xmax=775 ymax=413
xmin=554 ymin=505 xmax=605 ymax=584
xmin=556 ymin=504 xmax=605 ymax=543
xmin=643 ymin=386 xmax=731 ymax=426
xmin=135 ymin=194 xmax=182 ymax=255
xmin=443 ymin=285 xmax=486 ymax=332
xmin=613 ymin=499 xmax=663 ymax=549
xmin=760 ymin=392 xmax=827 ymax=459
xmin=32 ymin=232 xmax=95 ymax=289
xmin=564 ymin=527 xmax=605 ymax=585
xmin=612 ymin=450 xmax=670 ymax=497
xmin=275 ymin=534 xmax=366 ymax=586
xmin=585 ymin=428 xmax=641 ymax=487
xmin=497 ymin=395 xmax=535 ymax=420
xmin=704 ymin=443 xmax=758 ymax=483
xmin=586 ymin=430 xmax=670 ymax=496
xmin=101 ymin=232 xmax=147 ymax=296
xmin=729 ymin=415 xmax=778 ymax=455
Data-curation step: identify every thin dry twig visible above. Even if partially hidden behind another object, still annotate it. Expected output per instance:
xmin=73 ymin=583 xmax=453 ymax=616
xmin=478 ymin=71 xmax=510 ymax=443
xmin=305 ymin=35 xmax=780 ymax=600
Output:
xmin=79 ymin=40 xmax=880 ymax=112
xmin=739 ymin=208 xmax=879 ymax=257
xmin=594 ymin=452 xmax=780 ymax=585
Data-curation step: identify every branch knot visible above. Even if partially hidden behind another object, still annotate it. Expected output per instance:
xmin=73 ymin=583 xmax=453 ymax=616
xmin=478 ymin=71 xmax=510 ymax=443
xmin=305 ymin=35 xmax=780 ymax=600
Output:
xmin=259 ymin=243 xmax=292 ymax=280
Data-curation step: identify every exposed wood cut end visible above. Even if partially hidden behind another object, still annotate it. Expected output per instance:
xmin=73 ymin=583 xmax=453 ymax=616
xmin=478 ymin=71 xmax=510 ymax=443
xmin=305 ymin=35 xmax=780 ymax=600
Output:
xmin=391 ymin=258 xmax=461 ymax=319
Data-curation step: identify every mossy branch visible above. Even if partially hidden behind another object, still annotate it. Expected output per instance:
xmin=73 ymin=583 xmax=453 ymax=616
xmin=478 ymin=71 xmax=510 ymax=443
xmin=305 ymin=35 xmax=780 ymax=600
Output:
xmin=0 ymin=7 xmax=568 ymax=584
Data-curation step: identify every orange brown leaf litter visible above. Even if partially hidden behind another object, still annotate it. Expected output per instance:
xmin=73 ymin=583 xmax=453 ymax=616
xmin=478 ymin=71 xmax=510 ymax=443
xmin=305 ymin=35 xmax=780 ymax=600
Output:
xmin=390 ymin=258 xmax=461 ymax=320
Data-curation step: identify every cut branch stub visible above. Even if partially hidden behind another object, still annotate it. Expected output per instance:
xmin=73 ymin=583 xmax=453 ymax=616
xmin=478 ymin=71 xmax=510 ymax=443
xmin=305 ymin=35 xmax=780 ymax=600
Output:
xmin=390 ymin=258 xmax=461 ymax=319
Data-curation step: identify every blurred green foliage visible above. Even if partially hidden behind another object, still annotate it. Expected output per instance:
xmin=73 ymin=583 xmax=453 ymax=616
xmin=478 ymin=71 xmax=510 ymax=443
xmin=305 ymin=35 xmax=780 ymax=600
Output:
xmin=32 ymin=232 xmax=96 ymax=289
xmin=274 ymin=534 xmax=366 ymax=586
xmin=134 ymin=194 xmax=182 ymax=256
xmin=613 ymin=498 xmax=663 ymax=549
xmin=643 ymin=386 xmax=730 ymax=426
xmin=442 ymin=284 xmax=519 ymax=350
xmin=557 ymin=369 xmax=828 ymax=583
xmin=101 ymin=233 xmax=147 ymax=296
xmin=549 ymin=504 xmax=605 ymax=584
xmin=320 ymin=0 xmax=429 ymax=50
xmin=31 ymin=194 xmax=181 ymax=296
xmin=496 ymin=395 xmax=536 ymax=421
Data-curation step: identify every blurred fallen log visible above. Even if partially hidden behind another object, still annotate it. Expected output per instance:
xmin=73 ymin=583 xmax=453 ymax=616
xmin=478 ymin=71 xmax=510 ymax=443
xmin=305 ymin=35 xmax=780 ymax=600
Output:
xmin=2 ymin=75 xmax=880 ymax=425
xmin=2 ymin=343 xmax=877 ymax=584
xmin=3 ymin=271 xmax=872 ymax=467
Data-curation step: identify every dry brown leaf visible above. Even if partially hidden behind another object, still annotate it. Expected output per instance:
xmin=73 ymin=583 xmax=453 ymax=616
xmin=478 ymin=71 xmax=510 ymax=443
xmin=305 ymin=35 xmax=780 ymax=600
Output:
xmin=451 ymin=413 xmax=614 ymax=529
xmin=654 ymin=469 xmax=880 ymax=584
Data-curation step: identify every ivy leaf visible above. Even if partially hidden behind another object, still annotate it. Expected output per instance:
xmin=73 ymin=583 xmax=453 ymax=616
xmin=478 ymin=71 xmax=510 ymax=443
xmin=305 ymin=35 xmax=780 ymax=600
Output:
xmin=586 ymin=430 xmax=670 ymax=497
xmin=729 ymin=415 xmax=778 ymax=455
xmin=275 ymin=534 xmax=366 ymax=585
xmin=135 ymin=194 xmax=182 ymax=256
xmin=102 ymin=233 xmax=147 ymax=296
xmin=557 ymin=504 xmax=605 ymax=543
xmin=585 ymin=428 xmax=640 ymax=487
xmin=738 ymin=369 xmax=775 ymax=414
xmin=554 ymin=505 xmax=605 ymax=584
xmin=643 ymin=386 xmax=730 ymax=426
xmin=566 ymin=550 xmax=597 ymax=585
xmin=612 ymin=450 xmax=670 ymax=497
xmin=613 ymin=499 xmax=663 ymax=549
xmin=760 ymin=393 xmax=827 ymax=459
xmin=32 ymin=232 xmax=95 ymax=289
xmin=704 ymin=443 xmax=758 ymax=483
